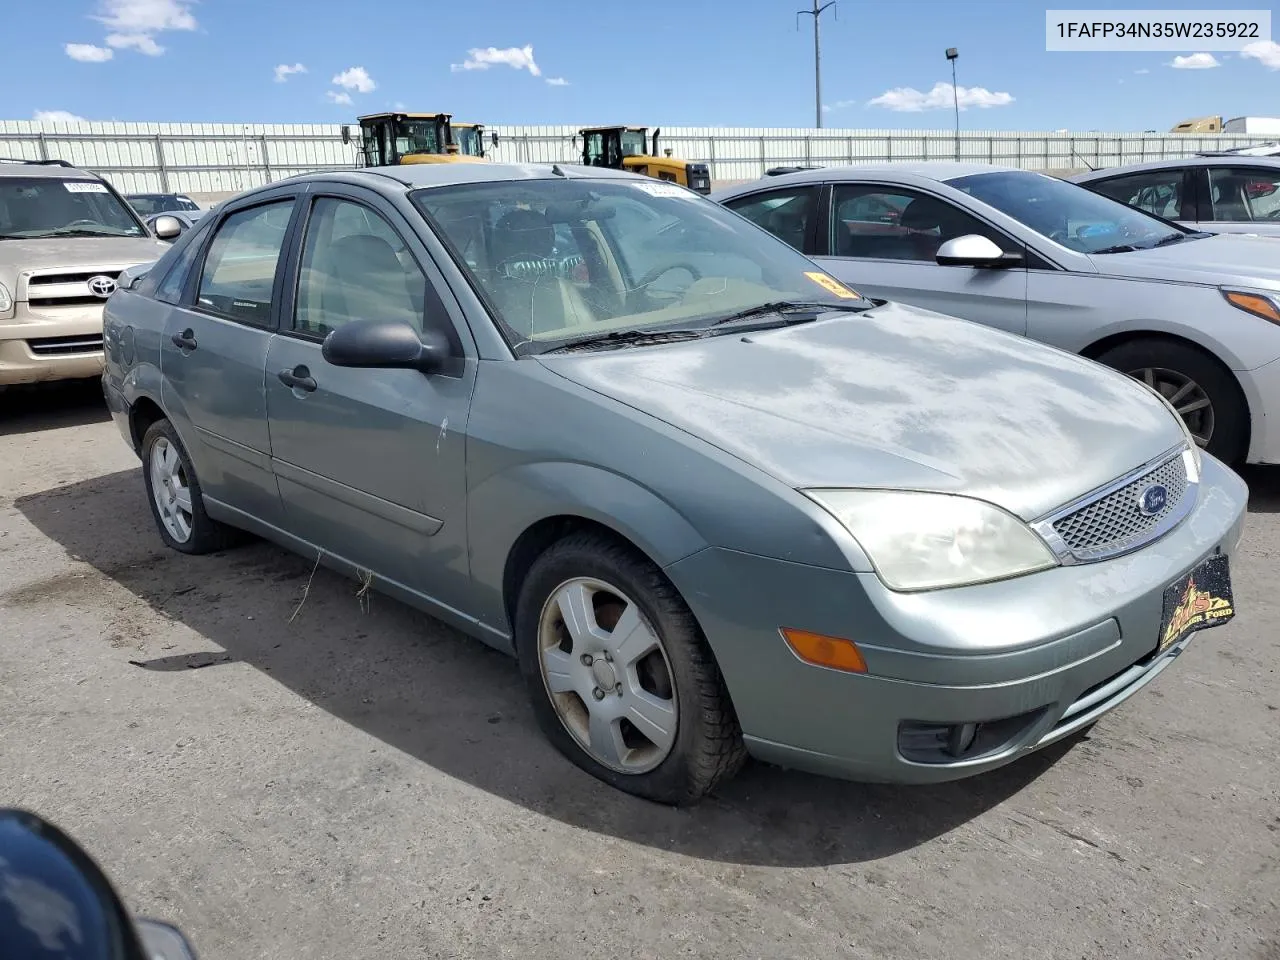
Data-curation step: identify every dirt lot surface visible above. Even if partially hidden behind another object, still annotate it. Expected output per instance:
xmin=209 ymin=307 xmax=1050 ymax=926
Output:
xmin=1 ymin=381 xmax=1278 ymax=960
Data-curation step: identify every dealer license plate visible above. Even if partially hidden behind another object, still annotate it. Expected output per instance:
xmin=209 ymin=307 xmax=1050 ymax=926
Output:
xmin=1157 ymin=553 xmax=1236 ymax=654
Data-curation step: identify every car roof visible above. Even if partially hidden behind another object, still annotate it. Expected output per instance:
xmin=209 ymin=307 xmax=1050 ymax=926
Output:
xmin=710 ymin=161 xmax=1025 ymax=196
xmin=0 ymin=162 xmax=101 ymax=181
xmin=1073 ymin=155 xmax=1280 ymax=181
xmin=224 ymin=161 xmax=652 ymax=205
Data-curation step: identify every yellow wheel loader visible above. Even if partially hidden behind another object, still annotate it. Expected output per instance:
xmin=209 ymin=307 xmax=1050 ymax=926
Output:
xmin=578 ymin=126 xmax=710 ymax=194
xmin=344 ymin=113 xmax=495 ymax=166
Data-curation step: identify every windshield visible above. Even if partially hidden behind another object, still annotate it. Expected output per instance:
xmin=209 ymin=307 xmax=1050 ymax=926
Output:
xmin=0 ymin=178 xmax=145 ymax=238
xmin=620 ymin=131 xmax=648 ymax=157
xmin=947 ymin=170 xmax=1188 ymax=254
xmin=454 ymin=127 xmax=483 ymax=157
xmin=128 ymin=194 xmax=198 ymax=216
xmin=413 ymin=178 xmax=870 ymax=354
xmin=394 ymin=119 xmax=444 ymax=157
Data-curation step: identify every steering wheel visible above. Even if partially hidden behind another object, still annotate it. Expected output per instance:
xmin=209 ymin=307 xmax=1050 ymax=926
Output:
xmin=638 ymin=260 xmax=703 ymax=288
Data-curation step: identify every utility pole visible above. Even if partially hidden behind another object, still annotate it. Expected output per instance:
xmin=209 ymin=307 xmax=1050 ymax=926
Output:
xmin=946 ymin=47 xmax=960 ymax=160
xmin=797 ymin=1 xmax=837 ymax=128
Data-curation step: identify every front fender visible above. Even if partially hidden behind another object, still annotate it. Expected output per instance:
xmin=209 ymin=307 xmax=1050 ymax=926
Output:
xmin=466 ymin=460 xmax=709 ymax=633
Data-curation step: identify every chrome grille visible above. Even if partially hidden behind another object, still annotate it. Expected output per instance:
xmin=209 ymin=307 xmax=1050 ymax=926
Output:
xmin=21 ymin=269 xmax=122 ymax=308
xmin=28 ymin=334 xmax=104 ymax=356
xmin=1049 ymin=452 xmax=1190 ymax=562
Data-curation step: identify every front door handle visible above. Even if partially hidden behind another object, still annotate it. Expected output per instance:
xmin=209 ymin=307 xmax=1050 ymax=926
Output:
xmin=170 ymin=329 xmax=197 ymax=351
xmin=277 ymin=365 xmax=317 ymax=393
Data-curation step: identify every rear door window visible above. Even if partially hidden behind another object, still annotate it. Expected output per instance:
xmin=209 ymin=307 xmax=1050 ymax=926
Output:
xmin=1087 ymin=170 xmax=1186 ymax=219
xmin=722 ymin=187 xmax=818 ymax=253
xmin=1207 ymin=167 xmax=1280 ymax=222
xmin=195 ymin=200 xmax=294 ymax=326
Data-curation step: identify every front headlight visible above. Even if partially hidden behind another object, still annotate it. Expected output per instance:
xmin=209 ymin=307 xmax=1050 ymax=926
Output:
xmin=805 ymin=489 xmax=1058 ymax=592
xmin=0 ymin=282 xmax=12 ymax=316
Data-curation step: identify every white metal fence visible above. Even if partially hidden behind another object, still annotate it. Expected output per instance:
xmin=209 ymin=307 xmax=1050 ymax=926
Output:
xmin=1 ymin=120 xmax=1273 ymax=195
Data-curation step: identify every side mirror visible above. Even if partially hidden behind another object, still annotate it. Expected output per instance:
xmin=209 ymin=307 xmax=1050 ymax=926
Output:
xmin=0 ymin=809 xmax=199 ymax=960
xmin=152 ymin=215 xmax=183 ymax=241
xmin=935 ymin=234 xmax=1022 ymax=268
xmin=118 ymin=262 xmax=154 ymax=290
xmin=322 ymin=320 xmax=449 ymax=374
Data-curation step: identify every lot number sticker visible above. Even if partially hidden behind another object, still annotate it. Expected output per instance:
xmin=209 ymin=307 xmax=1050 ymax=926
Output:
xmin=804 ymin=271 xmax=860 ymax=299
xmin=633 ymin=182 xmax=695 ymax=199
xmin=64 ymin=182 xmax=109 ymax=193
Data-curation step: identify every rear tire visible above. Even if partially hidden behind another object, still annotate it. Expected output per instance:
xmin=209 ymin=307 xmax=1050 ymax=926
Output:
xmin=140 ymin=418 xmax=239 ymax=555
xmin=514 ymin=531 xmax=746 ymax=805
xmin=1094 ymin=338 xmax=1248 ymax=464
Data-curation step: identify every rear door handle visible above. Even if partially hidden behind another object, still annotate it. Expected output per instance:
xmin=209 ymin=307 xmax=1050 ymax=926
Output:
xmin=277 ymin=365 xmax=317 ymax=393
xmin=170 ymin=329 xmax=197 ymax=351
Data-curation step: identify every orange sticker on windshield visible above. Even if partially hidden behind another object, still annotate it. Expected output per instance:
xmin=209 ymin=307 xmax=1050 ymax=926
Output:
xmin=804 ymin=271 xmax=859 ymax=299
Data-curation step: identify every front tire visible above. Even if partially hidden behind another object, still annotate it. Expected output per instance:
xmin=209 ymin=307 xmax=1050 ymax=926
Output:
xmin=515 ymin=532 xmax=746 ymax=805
xmin=140 ymin=418 xmax=238 ymax=555
xmin=1095 ymin=338 xmax=1249 ymax=464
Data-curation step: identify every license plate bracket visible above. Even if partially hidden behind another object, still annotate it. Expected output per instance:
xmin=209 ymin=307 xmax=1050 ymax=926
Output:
xmin=1157 ymin=553 xmax=1236 ymax=654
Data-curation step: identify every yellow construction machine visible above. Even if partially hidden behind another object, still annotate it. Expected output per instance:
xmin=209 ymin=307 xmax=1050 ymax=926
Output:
xmin=578 ymin=126 xmax=710 ymax=194
xmin=344 ymin=112 xmax=495 ymax=166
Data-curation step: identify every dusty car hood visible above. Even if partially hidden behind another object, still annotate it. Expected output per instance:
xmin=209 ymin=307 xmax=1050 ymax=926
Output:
xmin=0 ymin=236 xmax=171 ymax=289
xmin=1087 ymin=232 xmax=1280 ymax=289
xmin=538 ymin=301 xmax=1184 ymax=520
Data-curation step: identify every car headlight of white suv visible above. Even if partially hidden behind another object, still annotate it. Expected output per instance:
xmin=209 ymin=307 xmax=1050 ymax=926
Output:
xmin=805 ymin=489 xmax=1058 ymax=592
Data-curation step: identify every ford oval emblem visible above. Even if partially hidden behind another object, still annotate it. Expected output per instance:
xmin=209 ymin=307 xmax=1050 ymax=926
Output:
xmin=1138 ymin=483 xmax=1168 ymax=516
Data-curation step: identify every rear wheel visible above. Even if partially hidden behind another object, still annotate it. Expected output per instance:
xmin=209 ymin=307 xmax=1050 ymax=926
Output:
xmin=1094 ymin=338 xmax=1248 ymax=464
xmin=140 ymin=419 xmax=239 ymax=554
xmin=515 ymin=532 xmax=745 ymax=805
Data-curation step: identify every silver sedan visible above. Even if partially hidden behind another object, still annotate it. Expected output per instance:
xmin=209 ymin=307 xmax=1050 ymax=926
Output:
xmin=713 ymin=162 xmax=1280 ymax=466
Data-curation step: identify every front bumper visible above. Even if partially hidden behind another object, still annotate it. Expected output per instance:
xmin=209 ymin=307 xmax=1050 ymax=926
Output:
xmin=0 ymin=302 xmax=106 ymax=386
xmin=666 ymin=454 xmax=1248 ymax=784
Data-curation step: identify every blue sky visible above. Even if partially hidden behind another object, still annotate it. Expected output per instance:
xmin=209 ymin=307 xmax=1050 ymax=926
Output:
xmin=6 ymin=0 xmax=1280 ymax=130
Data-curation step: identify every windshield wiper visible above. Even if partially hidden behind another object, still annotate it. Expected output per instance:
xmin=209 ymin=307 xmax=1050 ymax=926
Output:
xmin=1091 ymin=243 xmax=1141 ymax=254
xmin=543 ymin=328 xmax=706 ymax=354
xmin=707 ymin=299 xmax=869 ymax=327
xmin=47 ymin=227 xmax=130 ymax=238
xmin=1151 ymin=233 xmax=1192 ymax=247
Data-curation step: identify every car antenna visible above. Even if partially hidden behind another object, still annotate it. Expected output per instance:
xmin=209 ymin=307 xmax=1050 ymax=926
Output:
xmin=1070 ymin=147 xmax=1096 ymax=172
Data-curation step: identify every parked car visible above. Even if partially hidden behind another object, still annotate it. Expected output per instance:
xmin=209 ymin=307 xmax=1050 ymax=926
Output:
xmin=1071 ymin=156 xmax=1280 ymax=238
xmin=125 ymin=192 xmax=201 ymax=217
xmin=714 ymin=162 xmax=1280 ymax=465
xmin=103 ymin=162 xmax=1245 ymax=804
xmin=0 ymin=159 xmax=171 ymax=386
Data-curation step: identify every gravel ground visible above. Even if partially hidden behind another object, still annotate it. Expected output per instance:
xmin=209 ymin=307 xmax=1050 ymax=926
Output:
xmin=1 ymin=380 xmax=1277 ymax=960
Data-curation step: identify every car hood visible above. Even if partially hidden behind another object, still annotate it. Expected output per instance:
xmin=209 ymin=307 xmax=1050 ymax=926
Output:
xmin=0 ymin=236 xmax=170 ymax=288
xmin=538 ymin=301 xmax=1184 ymax=521
xmin=1087 ymin=231 xmax=1280 ymax=289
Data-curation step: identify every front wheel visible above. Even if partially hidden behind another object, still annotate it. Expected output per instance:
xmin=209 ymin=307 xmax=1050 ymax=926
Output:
xmin=1094 ymin=339 xmax=1249 ymax=464
xmin=515 ymin=532 xmax=746 ymax=805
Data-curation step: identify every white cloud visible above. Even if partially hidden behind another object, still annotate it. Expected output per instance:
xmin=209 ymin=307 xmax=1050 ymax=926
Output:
xmin=450 ymin=44 xmax=541 ymax=77
xmin=94 ymin=0 xmax=196 ymax=32
xmin=867 ymin=81 xmax=1013 ymax=112
xmin=1241 ymin=40 xmax=1280 ymax=70
xmin=1134 ymin=68 xmax=1150 ymax=74
xmin=825 ymin=99 xmax=858 ymax=112
xmin=325 ymin=90 xmax=353 ymax=105
xmin=70 ymin=0 xmax=195 ymax=60
xmin=34 ymin=110 xmax=88 ymax=124
xmin=274 ymin=62 xmax=307 ymax=83
xmin=1168 ymin=53 xmax=1219 ymax=69
xmin=545 ymin=76 xmax=569 ymax=86
xmin=64 ymin=42 xmax=113 ymax=62
xmin=106 ymin=32 xmax=163 ymax=55
xmin=332 ymin=66 xmax=376 ymax=93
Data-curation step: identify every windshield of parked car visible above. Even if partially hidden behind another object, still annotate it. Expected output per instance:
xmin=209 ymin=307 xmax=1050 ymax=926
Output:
xmin=128 ymin=194 xmax=198 ymax=215
xmin=947 ymin=170 xmax=1190 ymax=254
xmin=0 ymin=178 xmax=145 ymax=239
xmin=413 ymin=178 xmax=871 ymax=354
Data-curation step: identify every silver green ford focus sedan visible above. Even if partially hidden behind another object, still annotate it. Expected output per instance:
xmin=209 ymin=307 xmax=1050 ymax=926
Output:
xmin=101 ymin=162 xmax=1247 ymax=805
